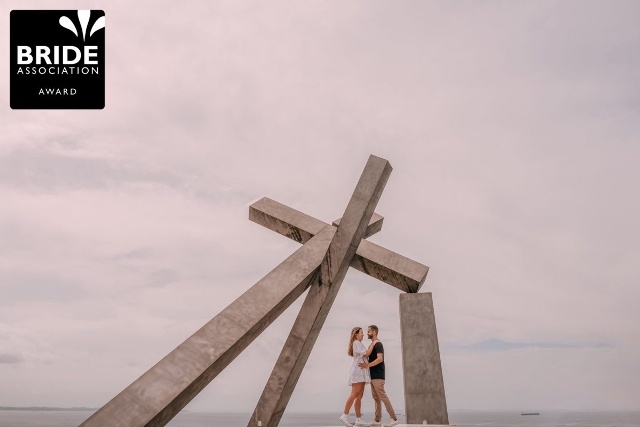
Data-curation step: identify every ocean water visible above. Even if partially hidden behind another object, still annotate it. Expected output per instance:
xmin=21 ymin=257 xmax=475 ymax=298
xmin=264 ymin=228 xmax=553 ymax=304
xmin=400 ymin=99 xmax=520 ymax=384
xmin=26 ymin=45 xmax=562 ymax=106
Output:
xmin=0 ymin=411 xmax=639 ymax=427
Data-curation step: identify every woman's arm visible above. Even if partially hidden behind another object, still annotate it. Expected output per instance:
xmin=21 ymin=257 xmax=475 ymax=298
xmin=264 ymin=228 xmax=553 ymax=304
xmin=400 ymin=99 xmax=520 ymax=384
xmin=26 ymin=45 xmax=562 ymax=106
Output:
xmin=364 ymin=340 xmax=380 ymax=357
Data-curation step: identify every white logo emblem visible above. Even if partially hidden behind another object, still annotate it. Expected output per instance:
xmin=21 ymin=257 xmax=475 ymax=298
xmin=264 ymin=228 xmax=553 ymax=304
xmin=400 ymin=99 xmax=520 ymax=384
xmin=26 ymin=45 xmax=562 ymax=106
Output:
xmin=59 ymin=10 xmax=105 ymax=41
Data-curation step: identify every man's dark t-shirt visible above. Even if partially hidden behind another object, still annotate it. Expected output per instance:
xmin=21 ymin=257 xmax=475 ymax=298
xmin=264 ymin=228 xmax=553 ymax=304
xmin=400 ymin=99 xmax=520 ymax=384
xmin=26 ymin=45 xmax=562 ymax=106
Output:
xmin=368 ymin=341 xmax=385 ymax=380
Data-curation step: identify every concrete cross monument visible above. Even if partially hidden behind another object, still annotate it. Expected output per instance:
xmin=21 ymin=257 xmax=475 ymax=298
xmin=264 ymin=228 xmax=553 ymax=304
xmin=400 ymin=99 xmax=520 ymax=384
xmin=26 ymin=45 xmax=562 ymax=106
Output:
xmin=79 ymin=155 xmax=449 ymax=427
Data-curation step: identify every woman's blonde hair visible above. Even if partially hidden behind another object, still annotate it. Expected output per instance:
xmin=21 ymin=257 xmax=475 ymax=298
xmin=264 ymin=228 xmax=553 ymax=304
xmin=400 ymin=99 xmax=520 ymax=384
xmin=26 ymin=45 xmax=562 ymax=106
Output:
xmin=347 ymin=327 xmax=362 ymax=357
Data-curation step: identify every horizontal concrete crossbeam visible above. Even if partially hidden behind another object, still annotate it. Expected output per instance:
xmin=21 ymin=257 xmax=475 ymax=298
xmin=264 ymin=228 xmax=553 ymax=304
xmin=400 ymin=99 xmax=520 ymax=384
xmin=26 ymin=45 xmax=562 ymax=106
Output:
xmin=249 ymin=197 xmax=428 ymax=292
xmin=249 ymin=197 xmax=383 ymax=244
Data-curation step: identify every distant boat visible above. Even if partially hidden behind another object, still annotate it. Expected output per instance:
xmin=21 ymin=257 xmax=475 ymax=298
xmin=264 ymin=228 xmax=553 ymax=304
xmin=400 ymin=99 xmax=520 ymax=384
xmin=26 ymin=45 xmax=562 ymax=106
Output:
xmin=521 ymin=412 xmax=540 ymax=415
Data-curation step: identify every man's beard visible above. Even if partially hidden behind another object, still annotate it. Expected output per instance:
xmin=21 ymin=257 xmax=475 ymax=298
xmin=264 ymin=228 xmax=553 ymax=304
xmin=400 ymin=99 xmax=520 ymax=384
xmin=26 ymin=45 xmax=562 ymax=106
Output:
xmin=367 ymin=333 xmax=373 ymax=339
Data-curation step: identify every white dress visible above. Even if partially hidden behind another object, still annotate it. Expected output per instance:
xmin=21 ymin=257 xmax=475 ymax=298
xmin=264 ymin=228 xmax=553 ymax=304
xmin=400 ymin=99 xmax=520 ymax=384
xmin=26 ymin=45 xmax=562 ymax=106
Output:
xmin=348 ymin=340 xmax=371 ymax=385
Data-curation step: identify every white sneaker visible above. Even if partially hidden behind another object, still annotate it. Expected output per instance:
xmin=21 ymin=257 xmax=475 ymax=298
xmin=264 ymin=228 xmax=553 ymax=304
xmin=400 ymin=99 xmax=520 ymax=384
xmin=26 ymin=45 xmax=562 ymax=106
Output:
xmin=355 ymin=418 xmax=370 ymax=426
xmin=339 ymin=413 xmax=353 ymax=427
xmin=383 ymin=419 xmax=399 ymax=427
xmin=368 ymin=421 xmax=381 ymax=427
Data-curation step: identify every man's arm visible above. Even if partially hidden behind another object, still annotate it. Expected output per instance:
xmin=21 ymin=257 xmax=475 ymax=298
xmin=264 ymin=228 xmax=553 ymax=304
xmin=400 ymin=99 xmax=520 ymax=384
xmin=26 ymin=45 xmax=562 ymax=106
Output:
xmin=363 ymin=353 xmax=383 ymax=368
xmin=359 ymin=342 xmax=384 ymax=368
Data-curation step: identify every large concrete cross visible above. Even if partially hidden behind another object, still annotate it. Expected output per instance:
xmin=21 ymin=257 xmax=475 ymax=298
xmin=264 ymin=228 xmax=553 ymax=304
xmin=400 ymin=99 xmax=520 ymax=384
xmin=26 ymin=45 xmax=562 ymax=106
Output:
xmin=79 ymin=155 xmax=448 ymax=427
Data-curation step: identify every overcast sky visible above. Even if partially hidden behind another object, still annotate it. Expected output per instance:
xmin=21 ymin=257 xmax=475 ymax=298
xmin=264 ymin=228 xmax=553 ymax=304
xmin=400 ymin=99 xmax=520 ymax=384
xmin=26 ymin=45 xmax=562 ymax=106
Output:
xmin=1 ymin=0 xmax=639 ymax=414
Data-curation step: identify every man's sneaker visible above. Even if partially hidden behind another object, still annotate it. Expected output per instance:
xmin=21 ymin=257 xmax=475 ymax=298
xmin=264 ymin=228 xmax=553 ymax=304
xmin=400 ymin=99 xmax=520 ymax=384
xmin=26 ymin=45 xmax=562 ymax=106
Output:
xmin=368 ymin=421 xmax=382 ymax=427
xmin=383 ymin=419 xmax=399 ymax=427
xmin=355 ymin=418 xmax=370 ymax=426
xmin=339 ymin=413 xmax=353 ymax=427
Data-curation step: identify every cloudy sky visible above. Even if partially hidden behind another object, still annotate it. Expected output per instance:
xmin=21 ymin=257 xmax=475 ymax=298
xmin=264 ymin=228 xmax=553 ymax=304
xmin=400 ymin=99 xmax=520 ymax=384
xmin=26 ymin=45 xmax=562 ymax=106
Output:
xmin=1 ymin=0 xmax=639 ymax=414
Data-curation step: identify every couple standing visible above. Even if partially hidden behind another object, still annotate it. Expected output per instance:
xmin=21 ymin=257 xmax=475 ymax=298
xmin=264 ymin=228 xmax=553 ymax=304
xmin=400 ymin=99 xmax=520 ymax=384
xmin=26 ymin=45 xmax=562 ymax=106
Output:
xmin=340 ymin=325 xmax=399 ymax=427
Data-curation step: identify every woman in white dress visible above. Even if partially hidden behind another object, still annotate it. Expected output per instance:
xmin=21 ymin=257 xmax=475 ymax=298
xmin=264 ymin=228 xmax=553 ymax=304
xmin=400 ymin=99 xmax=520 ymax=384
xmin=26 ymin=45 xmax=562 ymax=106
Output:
xmin=339 ymin=327 xmax=378 ymax=427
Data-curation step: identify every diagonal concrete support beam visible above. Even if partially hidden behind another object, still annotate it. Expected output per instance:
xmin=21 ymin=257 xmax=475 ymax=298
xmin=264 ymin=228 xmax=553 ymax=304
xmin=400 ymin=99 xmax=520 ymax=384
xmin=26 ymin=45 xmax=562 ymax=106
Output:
xmin=250 ymin=197 xmax=428 ymax=293
xmin=79 ymin=226 xmax=337 ymax=427
xmin=248 ymin=155 xmax=392 ymax=427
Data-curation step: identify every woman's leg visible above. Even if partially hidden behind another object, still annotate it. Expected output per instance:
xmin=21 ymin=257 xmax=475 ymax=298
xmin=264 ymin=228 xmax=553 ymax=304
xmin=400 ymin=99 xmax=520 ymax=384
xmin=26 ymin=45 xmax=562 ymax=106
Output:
xmin=343 ymin=384 xmax=359 ymax=415
xmin=353 ymin=383 xmax=365 ymax=418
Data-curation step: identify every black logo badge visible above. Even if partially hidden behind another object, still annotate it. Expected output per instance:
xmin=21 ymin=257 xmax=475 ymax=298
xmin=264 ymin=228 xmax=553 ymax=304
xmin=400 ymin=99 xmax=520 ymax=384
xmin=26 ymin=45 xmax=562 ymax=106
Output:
xmin=10 ymin=10 xmax=105 ymax=109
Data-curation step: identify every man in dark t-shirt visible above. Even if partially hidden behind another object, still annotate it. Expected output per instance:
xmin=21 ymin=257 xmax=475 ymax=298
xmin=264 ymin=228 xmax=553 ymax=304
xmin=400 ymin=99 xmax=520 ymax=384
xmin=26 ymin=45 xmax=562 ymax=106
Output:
xmin=368 ymin=340 xmax=385 ymax=381
xmin=358 ymin=325 xmax=398 ymax=427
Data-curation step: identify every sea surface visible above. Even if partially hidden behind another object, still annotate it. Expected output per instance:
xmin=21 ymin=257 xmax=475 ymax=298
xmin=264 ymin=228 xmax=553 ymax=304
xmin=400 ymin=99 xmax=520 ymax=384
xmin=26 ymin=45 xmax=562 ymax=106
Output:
xmin=0 ymin=411 xmax=638 ymax=427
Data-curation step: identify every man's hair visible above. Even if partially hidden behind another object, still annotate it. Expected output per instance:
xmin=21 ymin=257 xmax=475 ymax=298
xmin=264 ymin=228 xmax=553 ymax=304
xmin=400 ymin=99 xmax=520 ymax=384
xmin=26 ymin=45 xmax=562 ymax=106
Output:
xmin=368 ymin=325 xmax=379 ymax=334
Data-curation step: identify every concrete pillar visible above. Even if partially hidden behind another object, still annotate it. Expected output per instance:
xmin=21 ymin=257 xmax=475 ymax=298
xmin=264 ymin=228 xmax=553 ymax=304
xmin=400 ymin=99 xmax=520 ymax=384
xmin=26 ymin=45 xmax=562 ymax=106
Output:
xmin=399 ymin=292 xmax=449 ymax=425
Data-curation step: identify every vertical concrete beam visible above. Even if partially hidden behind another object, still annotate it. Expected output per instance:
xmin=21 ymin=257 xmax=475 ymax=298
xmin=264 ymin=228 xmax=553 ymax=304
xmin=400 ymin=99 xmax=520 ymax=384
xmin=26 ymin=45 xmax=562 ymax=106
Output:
xmin=79 ymin=226 xmax=336 ymax=427
xmin=249 ymin=155 xmax=393 ymax=427
xmin=399 ymin=292 xmax=449 ymax=425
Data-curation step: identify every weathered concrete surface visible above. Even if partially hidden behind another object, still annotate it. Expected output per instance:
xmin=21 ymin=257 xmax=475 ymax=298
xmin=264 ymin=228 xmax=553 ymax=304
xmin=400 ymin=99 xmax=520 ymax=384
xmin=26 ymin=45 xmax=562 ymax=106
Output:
xmin=250 ymin=199 xmax=428 ymax=292
xmin=249 ymin=198 xmax=326 ymax=244
xmin=248 ymin=155 xmax=392 ymax=427
xmin=353 ymin=240 xmax=428 ymax=293
xmin=79 ymin=226 xmax=337 ymax=427
xmin=250 ymin=198 xmax=383 ymax=243
xmin=400 ymin=293 xmax=449 ymax=426
xmin=333 ymin=212 xmax=383 ymax=237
